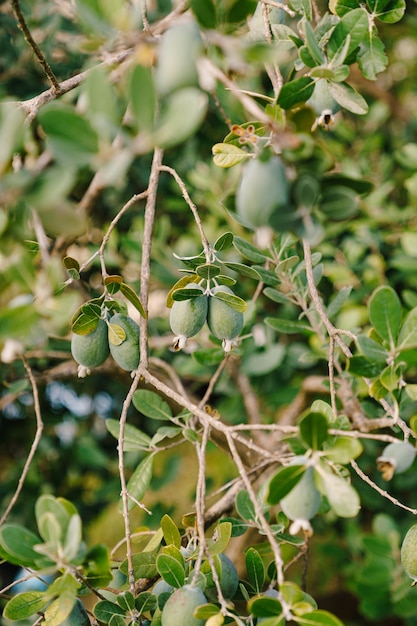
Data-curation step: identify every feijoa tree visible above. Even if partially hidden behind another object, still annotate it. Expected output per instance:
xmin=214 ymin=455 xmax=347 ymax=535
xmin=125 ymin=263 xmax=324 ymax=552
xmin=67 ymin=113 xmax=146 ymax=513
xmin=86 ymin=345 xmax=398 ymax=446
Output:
xmin=1 ymin=0 xmax=417 ymax=625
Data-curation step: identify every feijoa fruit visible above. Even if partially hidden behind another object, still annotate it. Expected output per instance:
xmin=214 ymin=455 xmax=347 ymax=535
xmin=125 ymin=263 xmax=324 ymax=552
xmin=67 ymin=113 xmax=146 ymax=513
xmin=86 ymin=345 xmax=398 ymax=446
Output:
xmin=402 ymin=524 xmax=417 ymax=585
xmin=71 ymin=318 xmax=110 ymax=370
xmin=205 ymin=553 xmax=239 ymax=601
xmin=207 ymin=286 xmax=244 ymax=352
xmin=161 ymin=584 xmax=206 ymax=626
xmin=377 ymin=440 xmax=416 ymax=480
xmin=108 ymin=313 xmax=140 ymax=371
xmin=280 ymin=462 xmax=321 ymax=530
xmin=169 ymin=283 xmax=208 ymax=350
xmin=236 ymin=155 xmax=289 ymax=228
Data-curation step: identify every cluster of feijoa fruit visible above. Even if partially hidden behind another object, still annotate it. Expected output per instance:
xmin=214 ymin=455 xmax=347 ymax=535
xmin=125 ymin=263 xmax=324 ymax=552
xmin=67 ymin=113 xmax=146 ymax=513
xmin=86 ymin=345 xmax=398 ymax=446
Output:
xmin=71 ymin=310 xmax=140 ymax=377
xmin=168 ymin=282 xmax=245 ymax=353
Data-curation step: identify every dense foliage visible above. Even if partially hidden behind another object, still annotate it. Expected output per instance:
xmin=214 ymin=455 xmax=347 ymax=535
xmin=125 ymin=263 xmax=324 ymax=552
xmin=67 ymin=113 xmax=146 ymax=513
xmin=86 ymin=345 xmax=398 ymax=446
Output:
xmin=2 ymin=0 xmax=417 ymax=625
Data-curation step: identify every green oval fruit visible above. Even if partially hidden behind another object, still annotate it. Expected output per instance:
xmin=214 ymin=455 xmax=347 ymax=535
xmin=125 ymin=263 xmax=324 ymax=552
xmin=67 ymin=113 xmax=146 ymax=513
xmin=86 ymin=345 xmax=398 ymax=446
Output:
xmin=161 ymin=584 xmax=206 ymax=626
xmin=205 ymin=553 xmax=239 ymax=601
xmin=280 ymin=463 xmax=321 ymax=524
xmin=108 ymin=313 xmax=140 ymax=371
xmin=401 ymin=524 xmax=417 ymax=584
xmin=170 ymin=284 xmax=208 ymax=350
xmin=71 ymin=318 xmax=110 ymax=369
xmin=208 ymin=286 xmax=244 ymax=352
xmin=377 ymin=441 xmax=416 ymax=480
xmin=155 ymin=21 xmax=202 ymax=96
xmin=236 ymin=155 xmax=289 ymax=228
xmin=307 ymin=79 xmax=339 ymax=116
xmin=61 ymin=599 xmax=90 ymax=626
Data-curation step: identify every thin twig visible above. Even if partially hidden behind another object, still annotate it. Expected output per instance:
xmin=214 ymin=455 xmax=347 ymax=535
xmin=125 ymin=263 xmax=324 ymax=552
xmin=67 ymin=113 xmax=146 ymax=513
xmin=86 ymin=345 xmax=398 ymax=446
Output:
xmin=11 ymin=0 xmax=61 ymax=93
xmin=192 ymin=423 xmax=210 ymax=586
xmin=159 ymin=165 xmax=212 ymax=262
xmin=0 ymin=357 xmax=44 ymax=526
xmin=351 ymin=460 xmax=417 ymax=515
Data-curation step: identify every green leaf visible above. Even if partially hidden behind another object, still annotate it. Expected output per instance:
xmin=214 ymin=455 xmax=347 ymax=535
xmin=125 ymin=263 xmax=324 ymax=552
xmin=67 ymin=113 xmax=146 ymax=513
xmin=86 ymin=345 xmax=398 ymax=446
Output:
xmin=214 ymin=232 xmax=234 ymax=252
xmin=219 ymin=517 xmax=249 ymax=537
xmin=212 ymin=143 xmax=251 ymax=168
xmin=38 ymin=103 xmax=99 ymax=165
xmin=196 ymin=264 xmax=221 ymax=280
xmin=63 ymin=514 xmax=82 ymax=561
xmin=367 ymin=0 xmax=406 ymax=22
xmin=248 ymin=595 xmax=283 ymax=617
xmin=299 ymin=412 xmax=329 ymax=450
xmin=130 ymin=64 xmax=156 ymax=132
xmin=109 ymin=615 xmax=126 ymax=626
xmin=301 ymin=20 xmax=324 ymax=65
xmin=357 ymin=30 xmax=388 ymax=80
xmin=190 ymin=0 xmax=217 ymax=28
xmin=171 ymin=286 xmax=206 ymax=301
xmin=328 ymin=81 xmax=368 ymax=114
xmin=368 ymin=285 xmax=402 ymax=345
xmin=233 ymin=236 xmax=269 ymax=263
xmin=265 ymin=318 xmax=312 ymax=334
xmin=277 ymin=77 xmax=315 ymax=110
xmin=327 ymin=8 xmax=368 ymax=57
xmin=235 ymin=489 xmax=257 ymax=523
xmin=125 ymin=454 xmax=154 ymax=512
xmin=154 ymin=88 xmax=208 ymax=148
xmin=135 ymin=591 xmax=157 ymax=614
xmin=36 ymin=495 xmax=72 ymax=540
xmin=315 ymin=466 xmax=360 ymax=517
xmin=94 ymin=600 xmax=126 ymax=623
xmin=398 ymin=307 xmax=417 ymax=350
xmin=348 ymin=356 xmax=383 ymax=377
xmin=246 ymin=547 xmax=265 ymax=593
xmin=120 ymin=283 xmax=147 ymax=318
xmin=0 ymin=524 xmax=43 ymax=568
xmin=289 ymin=0 xmax=312 ymax=19
xmin=108 ymin=322 xmax=126 ymax=346
xmin=294 ymin=609 xmax=344 ymax=625
xmin=161 ymin=514 xmax=182 ymax=549
xmin=43 ymin=590 xmax=77 ymax=626
xmin=319 ymin=186 xmax=359 ymax=220
xmin=222 ymin=262 xmax=262 ymax=280
xmin=356 ymin=334 xmax=388 ymax=363
xmin=156 ymin=553 xmax=185 ymax=588
xmin=267 ymin=465 xmax=306 ymax=505
xmin=72 ymin=313 xmax=100 ymax=336
xmin=133 ymin=389 xmax=172 ymax=420
xmin=207 ymin=521 xmax=233 ymax=555
xmin=3 ymin=591 xmax=48 ymax=620
xmin=322 ymin=437 xmax=363 ymax=464
xmin=120 ymin=551 xmax=158 ymax=579
xmin=212 ymin=290 xmax=247 ymax=313
xmin=106 ymin=419 xmax=152 ymax=451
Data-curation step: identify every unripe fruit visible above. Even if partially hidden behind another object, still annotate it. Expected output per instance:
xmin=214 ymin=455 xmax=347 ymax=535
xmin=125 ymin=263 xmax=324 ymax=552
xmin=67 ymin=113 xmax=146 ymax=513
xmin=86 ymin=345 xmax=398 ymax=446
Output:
xmin=108 ymin=313 xmax=140 ymax=371
xmin=280 ymin=462 xmax=321 ymax=531
xmin=307 ymin=79 xmax=340 ymax=130
xmin=205 ymin=553 xmax=239 ymax=601
xmin=155 ymin=21 xmax=202 ymax=96
xmin=61 ymin=599 xmax=90 ymax=626
xmin=401 ymin=524 xmax=417 ymax=585
xmin=71 ymin=318 xmax=110 ymax=369
xmin=377 ymin=441 xmax=416 ymax=480
xmin=169 ymin=284 xmax=208 ymax=350
xmin=207 ymin=286 xmax=244 ymax=352
xmin=236 ymin=155 xmax=289 ymax=228
xmin=161 ymin=584 xmax=206 ymax=626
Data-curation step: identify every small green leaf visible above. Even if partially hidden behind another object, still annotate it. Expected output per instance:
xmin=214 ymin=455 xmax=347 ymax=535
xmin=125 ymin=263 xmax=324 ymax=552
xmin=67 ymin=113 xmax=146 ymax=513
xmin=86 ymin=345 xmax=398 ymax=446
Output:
xmin=130 ymin=64 xmax=156 ymax=132
xmin=106 ymin=419 xmax=152 ymax=451
xmin=206 ymin=521 xmax=232 ymax=555
xmin=132 ymin=389 xmax=173 ymax=420
xmin=94 ymin=600 xmax=126 ymax=623
xmin=265 ymin=318 xmax=312 ymax=334
xmin=368 ymin=285 xmax=402 ymax=345
xmin=135 ymin=591 xmax=157 ymax=614
xmin=214 ymin=232 xmax=234 ymax=251
xmin=63 ymin=256 xmax=80 ymax=280
xmin=156 ymin=553 xmax=185 ymax=588
xmin=357 ymin=30 xmax=388 ymax=80
xmin=0 ymin=524 xmax=43 ymax=568
xmin=222 ymin=262 xmax=262 ymax=280
xmin=125 ymin=454 xmax=154 ymax=512
xmin=120 ymin=551 xmax=158 ymax=579
xmin=294 ymin=609 xmax=344 ymax=625
xmin=235 ymin=490 xmax=257 ymax=523
xmin=212 ymin=290 xmax=247 ymax=313
xmin=267 ymin=465 xmax=306 ymax=505
xmin=108 ymin=322 xmax=126 ymax=346
xmin=301 ymin=20 xmax=324 ymax=65
xmin=315 ymin=465 xmax=360 ymax=517
xmin=277 ymin=77 xmax=315 ymax=110
xmin=398 ymin=307 xmax=417 ymax=350
xmin=322 ymin=437 xmax=363 ymax=464
xmin=161 ymin=514 xmax=182 ymax=549
xmin=248 ymin=595 xmax=283 ymax=617
xmin=328 ymin=81 xmax=368 ymax=114
xmin=367 ymin=0 xmax=406 ymax=22
xmin=356 ymin=334 xmax=388 ymax=363
xmin=3 ymin=591 xmax=48 ymax=620
xmin=233 ymin=236 xmax=269 ymax=263
xmin=120 ymin=283 xmax=147 ymax=318
xmin=212 ymin=143 xmax=251 ymax=168
xmin=196 ymin=264 xmax=221 ymax=280
xmin=154 ymin=88 xmax=208 ymax=148
xmin=246 ymin=547 xmax=265 ymax=593
xmin=299 ymin=412 xmax=329 ymax=450
xmin=43 ymin=590 xmax=77 ymax=626
xmin=72 ymin=314 xmax=100 ymax=336
xmin=289 ymin=0 xmax=312 ymax=19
